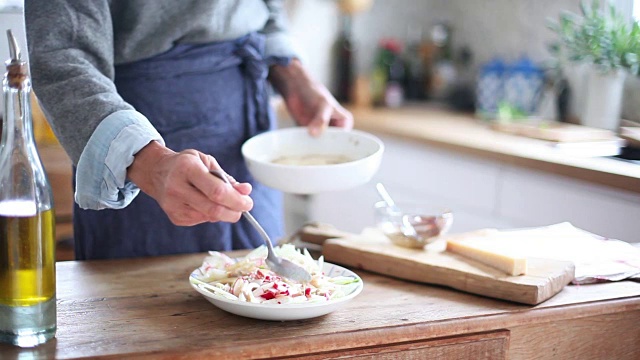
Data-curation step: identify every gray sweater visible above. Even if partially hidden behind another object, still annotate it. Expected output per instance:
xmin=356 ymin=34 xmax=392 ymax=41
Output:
xmin=25 ymin=0 xmax=295 ymax=165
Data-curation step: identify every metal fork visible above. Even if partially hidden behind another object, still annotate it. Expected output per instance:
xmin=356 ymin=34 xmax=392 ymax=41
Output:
xmin=209 ymin=170 xmax=312 ymax=282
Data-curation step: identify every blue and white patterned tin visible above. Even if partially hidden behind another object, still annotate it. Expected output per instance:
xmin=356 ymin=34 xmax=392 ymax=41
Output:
xmin=476 ymin=58 xmax=507 ymax=116
xmin=503 ymin=57 xmax=544 ymax=114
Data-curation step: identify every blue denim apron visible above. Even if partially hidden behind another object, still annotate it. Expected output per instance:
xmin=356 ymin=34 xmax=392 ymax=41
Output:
xmin=73 ymin=33 xmax=286 ymax=260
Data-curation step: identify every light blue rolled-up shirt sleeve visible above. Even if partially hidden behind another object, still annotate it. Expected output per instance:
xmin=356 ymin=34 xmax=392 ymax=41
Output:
xmin=75 ymin=110 xmax=164 ymax=210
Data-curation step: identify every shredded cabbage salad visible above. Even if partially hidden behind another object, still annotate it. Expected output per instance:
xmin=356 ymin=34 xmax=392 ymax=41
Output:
xmin=191 ymin=244 xmax=360 ymax=304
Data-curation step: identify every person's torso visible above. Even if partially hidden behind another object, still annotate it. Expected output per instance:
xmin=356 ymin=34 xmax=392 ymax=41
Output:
xmin=108 ymin=0 xmax=270 ymax=64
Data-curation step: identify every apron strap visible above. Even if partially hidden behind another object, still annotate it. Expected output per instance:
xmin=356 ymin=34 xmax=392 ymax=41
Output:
xmin=234 ymin=33 xmax=291 ymax=137
xmin=235 ymin=33 xmax=270 ymax=137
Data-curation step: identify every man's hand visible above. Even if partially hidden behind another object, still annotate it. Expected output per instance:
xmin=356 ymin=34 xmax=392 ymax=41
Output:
xmin=269 ymin=59 xmax=353 ymax=136
xmin=126 ymin=141 xmax=253 ymax=226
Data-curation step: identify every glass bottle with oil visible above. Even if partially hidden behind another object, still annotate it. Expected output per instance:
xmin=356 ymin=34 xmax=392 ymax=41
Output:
xmin=0 ymin=30 xmax=56 ymax=347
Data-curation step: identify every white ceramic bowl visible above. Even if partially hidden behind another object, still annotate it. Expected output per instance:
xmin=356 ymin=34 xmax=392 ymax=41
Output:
xmin=241 ymin=127 xmax=384 ymax=194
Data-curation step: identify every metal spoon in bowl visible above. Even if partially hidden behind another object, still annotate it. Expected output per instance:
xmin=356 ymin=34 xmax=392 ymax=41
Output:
xmin=210 ymin=170 xmax=312 ymax=283
xmin=375 ymin=183 xmax=419 ymax=239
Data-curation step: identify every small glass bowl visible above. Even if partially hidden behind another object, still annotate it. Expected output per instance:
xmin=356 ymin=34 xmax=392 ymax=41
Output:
xmin=374 ymin=201 xmax=453 ymax=249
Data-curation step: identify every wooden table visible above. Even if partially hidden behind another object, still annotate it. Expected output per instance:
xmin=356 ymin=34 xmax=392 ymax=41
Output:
xmin=2 ymin=252 xmax=639 ymax=359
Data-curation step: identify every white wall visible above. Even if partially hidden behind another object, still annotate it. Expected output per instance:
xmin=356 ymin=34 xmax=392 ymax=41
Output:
xmin=444 ymin=0 xmax=581 ymax=72
xmin=285 ymin=0 xmax=341 ymax=93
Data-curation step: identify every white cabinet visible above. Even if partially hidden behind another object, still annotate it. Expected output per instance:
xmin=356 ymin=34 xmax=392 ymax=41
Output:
xmin=497 ymin=166 xmax=640 ymax=242
xmin=287 ymin=133 xmax=640 ymax=243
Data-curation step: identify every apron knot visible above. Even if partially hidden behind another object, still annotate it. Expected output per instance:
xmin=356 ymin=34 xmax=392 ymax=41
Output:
xmin=235 ymin=33 xmax=269 ymax=82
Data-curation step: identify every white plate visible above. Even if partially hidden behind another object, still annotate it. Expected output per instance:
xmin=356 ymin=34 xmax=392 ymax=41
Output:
xmin=189 ymin=262 xmax=363 ymax=321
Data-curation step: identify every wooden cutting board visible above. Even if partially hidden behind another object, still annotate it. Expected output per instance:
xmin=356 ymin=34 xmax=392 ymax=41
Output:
xmin=314 ymin=228 xmax=575 ymax=305
xmin=490 ymin=121 xmax=617 ymax=142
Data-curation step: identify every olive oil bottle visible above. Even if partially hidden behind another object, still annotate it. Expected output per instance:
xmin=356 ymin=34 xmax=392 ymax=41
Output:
xmin=0 ymin=30 xmax=56 ymax=347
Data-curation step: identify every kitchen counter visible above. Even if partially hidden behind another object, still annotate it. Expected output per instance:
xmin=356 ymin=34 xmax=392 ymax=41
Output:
xmin=1 ymin=252 xmax=639 ymax=359
xmin=349 ymin=105 xmax=640 ymax=194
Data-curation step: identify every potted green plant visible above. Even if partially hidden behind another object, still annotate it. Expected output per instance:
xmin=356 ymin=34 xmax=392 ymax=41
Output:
xmin=548 ymin=0 xmax=640 ymax=131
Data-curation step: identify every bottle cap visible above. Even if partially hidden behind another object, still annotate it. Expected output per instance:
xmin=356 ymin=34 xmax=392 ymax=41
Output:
xmin=7 ymin=29 xmax=21 ymax=62
xmin=5 ymin=29 xmax=28 ymax=87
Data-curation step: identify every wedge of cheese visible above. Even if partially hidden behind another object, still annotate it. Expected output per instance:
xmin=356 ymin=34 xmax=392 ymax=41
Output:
xmin=445 ymin=230 xmax=528 ymax=276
